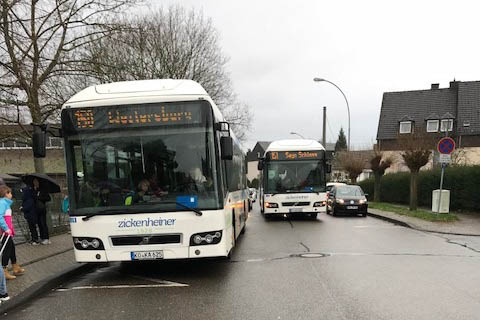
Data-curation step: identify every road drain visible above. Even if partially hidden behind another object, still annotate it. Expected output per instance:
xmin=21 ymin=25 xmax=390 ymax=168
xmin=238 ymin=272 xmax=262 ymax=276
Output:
xmin=293 ymin=253 xmax=330 ymax=259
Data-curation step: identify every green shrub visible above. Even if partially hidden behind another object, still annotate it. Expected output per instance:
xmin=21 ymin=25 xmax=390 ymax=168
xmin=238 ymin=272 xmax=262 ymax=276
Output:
xmin=359 ymin=165 xmax=480 ymax=212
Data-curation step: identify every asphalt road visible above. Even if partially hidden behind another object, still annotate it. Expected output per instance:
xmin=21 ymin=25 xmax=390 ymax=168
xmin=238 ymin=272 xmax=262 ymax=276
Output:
xmin=7 ymin=203 xmax=480 ymax=320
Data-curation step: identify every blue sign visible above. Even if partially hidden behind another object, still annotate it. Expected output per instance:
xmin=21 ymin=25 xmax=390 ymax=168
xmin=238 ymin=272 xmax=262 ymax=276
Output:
xmin=176 ymin=195 xmax=198 ymax=209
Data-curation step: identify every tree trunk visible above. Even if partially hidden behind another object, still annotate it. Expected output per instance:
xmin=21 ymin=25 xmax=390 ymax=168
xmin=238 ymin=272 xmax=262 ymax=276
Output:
xmin=34 ymin=157 xmax=45 ymax=173
xmin=374 ymin=172 xmax=381 ymax=202
xmin=409 ymin=171 xmax=418 ymax=211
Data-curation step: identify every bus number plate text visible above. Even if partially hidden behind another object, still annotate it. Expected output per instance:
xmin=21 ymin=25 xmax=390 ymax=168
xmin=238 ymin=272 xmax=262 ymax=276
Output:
xmin=131 ymin=250 xmax=164 ymax=260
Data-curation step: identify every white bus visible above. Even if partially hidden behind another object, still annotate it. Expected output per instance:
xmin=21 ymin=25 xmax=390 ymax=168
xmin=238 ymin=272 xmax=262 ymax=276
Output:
xmin=258 ymin=140 xmax=330 ymax=219
xmin=55 ymin=80 xmax=248 ymax=262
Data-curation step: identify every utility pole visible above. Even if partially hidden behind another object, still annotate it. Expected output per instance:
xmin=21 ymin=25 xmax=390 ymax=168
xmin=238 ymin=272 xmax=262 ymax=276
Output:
xmin=322 ymin=106 xmax=327 ymax=148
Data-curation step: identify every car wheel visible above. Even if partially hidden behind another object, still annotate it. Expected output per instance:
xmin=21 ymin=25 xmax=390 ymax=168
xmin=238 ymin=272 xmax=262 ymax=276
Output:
xmin=311 ymin=213 xmax=318 ymax=219
xmin=362 ymin=212 xmax=367 ymax=217
xmin=331 ymin=206 xmax=337 ymax=216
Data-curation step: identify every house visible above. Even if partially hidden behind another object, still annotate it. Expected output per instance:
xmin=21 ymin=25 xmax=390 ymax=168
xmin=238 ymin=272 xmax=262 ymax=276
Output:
xmin=376 ymin=80 xmax=480 ymax=171
xmin=246 ymin=141 xmax=271 ymax=183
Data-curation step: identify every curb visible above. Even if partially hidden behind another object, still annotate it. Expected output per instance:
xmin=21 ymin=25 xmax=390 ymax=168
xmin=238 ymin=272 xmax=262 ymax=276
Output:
xmin=367 ymin=212 xmax=412 ymax=229
xmin=367 ymin=211 xmax=480 ymax=237
xmin=0 ymin=263 xmax=96 ymax=315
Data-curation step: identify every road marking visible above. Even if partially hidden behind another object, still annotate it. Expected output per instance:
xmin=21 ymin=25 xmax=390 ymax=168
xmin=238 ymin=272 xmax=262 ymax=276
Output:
xmin=56 ymin=280 xmax=188 ymax=291
xmin=353 ymin=225 xmax=402 ymax=229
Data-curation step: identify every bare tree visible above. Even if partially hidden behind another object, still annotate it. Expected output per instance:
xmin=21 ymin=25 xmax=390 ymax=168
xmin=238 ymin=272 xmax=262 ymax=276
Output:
xmin=369 ymin=148 xmax=393 ymax=202
xmin=81 ymin=5 xmax=252 ymax=141
xmin=0 ymin=0 xmax=141 ymax=172
xmin=336 ymin=151 xmax=368 ymax=184
xmin=399 ymin=132 xmax=434 ymax=210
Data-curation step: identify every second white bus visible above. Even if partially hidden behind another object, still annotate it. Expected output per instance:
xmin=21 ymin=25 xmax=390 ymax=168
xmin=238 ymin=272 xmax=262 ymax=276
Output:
xmin=258 ymin=139 xmax=330 ymax=219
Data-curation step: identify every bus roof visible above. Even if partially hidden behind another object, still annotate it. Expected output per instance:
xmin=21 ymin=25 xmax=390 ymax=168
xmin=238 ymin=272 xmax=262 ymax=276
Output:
xmin=266 ymin=139 xmax=325 ymax=152
xmin=62 ymin=79 xmax=223 ymax=118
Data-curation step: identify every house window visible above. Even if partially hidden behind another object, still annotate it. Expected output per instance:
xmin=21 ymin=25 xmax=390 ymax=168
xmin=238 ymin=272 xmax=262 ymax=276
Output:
xmin=440 ymin=119 xmax=453 ymax=132
xmin=426 ymin=120 xmax=439 ymax=132
xmin=399 ymin=121 xmax=412 ymax=134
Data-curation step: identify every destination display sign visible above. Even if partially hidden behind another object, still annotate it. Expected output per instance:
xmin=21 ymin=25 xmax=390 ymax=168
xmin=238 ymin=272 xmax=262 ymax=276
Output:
xmin=62 ymin=101 xmax=208 ymax=132
xmin=266 ymin=150 xmax=324 ymax=161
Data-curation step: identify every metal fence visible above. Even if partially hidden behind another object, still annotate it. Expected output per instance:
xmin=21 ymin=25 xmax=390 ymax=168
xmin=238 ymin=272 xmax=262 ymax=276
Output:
xmin=11 ymin=193 xmax=70 ymax=244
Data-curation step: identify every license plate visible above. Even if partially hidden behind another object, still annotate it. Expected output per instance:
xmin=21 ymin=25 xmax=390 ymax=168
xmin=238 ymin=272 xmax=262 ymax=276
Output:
xmin=346 ymin=206 xmax=358 ymax=210
xmin=289 ymin=208 xmax=303 ymax=213
xmin=131 ymin=250 xmax=164 ymax=260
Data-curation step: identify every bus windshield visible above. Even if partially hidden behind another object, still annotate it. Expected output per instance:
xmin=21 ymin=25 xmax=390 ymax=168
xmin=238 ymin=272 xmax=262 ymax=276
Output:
xmin=265 ymin=160 xmax=326 ymax=193
xmin=62 ymin=103 xmax=221 ymax=215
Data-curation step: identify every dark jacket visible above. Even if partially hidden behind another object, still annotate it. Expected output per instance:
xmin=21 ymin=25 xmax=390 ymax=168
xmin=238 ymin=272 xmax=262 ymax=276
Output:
xmin=22 ymin=186 xmax=37 ymax=222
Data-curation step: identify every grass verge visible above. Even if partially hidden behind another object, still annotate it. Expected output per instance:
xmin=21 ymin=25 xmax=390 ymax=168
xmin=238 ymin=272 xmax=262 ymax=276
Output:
xmin=369 ymin=202 xmax=458 ymax=222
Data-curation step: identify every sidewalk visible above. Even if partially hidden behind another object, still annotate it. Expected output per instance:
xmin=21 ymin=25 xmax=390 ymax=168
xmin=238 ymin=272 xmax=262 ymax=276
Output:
xmin=368 ymin=208 xmax=480 ymax=236
xmin=0 ymin=233 xmax=87 ymax=313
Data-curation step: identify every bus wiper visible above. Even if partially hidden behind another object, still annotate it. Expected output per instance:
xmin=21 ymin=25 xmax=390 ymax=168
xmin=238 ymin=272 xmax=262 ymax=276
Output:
xmin=155 ymin=201 xmax=203 ymax=216
xmin=82 ymin=208 xmax=139 ymax=221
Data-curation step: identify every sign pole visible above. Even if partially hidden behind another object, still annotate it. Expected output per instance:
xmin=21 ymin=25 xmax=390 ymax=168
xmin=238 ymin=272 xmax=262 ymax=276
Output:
xmin=435 ymin=134 xmax=455 ymax=214
xmin=437 ymin=163 xmax=445 ymax=213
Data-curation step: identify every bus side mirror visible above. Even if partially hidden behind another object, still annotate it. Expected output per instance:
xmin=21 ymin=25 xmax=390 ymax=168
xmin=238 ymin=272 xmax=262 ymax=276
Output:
xmin=326 ymin=163 xmax=332 ymax=173
xmin=32 ymin=127 xmax=47 ymax=158
xmin=221 ymin=136 xmax=233 ymax=160
xmin=257 ymin=160 xmax=264 ymax=170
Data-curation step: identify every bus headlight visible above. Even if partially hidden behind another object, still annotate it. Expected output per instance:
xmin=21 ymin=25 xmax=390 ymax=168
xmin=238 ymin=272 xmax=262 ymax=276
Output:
xmin=313 ymin=201 xmax=326 ymax=207
xmin=265 ymin=202 xmax=278 ymax=208
xmin=190 ymin=231 xmax=222 ymax=246
xmin=193 ymin=235 xmax=203 ymax=245
xmin=73 ymin=237 xmax=105 ymax=250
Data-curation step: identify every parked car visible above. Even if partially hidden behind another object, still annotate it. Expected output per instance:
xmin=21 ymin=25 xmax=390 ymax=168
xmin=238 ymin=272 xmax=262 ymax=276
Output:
xmin=326 ymin=182 xmax=346 ymax=197
xmin=326 ymin=185 xmax=368 ymax=217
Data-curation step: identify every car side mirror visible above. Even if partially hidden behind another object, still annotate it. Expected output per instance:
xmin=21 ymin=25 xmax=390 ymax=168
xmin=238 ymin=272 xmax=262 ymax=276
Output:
xmin=220 ymin=136 xmax=233 ymax=160
xmin=326 ymin=163 xmax=332 ymax=173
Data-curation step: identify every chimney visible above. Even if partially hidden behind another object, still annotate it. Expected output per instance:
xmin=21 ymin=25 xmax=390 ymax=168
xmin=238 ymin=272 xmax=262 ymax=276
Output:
xmin=431 ymin=83 xmax=440 ymax=89
xmin=449 ymin=80 xmax=460 ymax=89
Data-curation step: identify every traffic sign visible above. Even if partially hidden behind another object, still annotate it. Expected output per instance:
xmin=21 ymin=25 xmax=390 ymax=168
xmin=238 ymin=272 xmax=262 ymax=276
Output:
xmin=437 ymin=137 xmax=455 ymax=155
xmin=438 ymin=153 xmax=451 ymax=164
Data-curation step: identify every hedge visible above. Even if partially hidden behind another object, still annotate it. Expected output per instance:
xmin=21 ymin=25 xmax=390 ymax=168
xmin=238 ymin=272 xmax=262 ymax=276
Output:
xmin=358 ymin=165 xmax=480 ymax=212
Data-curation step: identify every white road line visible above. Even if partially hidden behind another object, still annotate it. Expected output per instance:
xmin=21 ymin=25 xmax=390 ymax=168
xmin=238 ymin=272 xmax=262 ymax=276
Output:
xmin=56 ymin=282 xmax=189 ymax=291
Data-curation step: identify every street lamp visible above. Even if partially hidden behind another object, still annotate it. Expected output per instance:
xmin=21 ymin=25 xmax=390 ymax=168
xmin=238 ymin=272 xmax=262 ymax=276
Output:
xmin=290 ymin=132 xmax=305 ymax=139
xmin=313 ymin=77 xmax=351 ymax=151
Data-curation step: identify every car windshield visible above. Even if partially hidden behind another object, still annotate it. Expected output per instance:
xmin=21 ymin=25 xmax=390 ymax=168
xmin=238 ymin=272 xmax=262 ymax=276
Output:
xmin=265 ymin=160 xmax=326 ymax=193
xmin=336 ymin=186 xmax=364 ymax=197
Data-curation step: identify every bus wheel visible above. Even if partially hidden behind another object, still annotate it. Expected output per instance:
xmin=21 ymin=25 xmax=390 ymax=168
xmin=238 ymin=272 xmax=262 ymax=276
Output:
xmin=260 ymin=203 xmax=265 ymax=214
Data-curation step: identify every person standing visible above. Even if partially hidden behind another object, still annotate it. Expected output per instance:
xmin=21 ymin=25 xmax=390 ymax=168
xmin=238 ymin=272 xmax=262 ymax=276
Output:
xmin=0 ymin=185 xmax=25 ymax=280
xmin=32 ymin=179 xmax=51 ymax=245
xmin=21 ymin=181 xmax=40 ymax=245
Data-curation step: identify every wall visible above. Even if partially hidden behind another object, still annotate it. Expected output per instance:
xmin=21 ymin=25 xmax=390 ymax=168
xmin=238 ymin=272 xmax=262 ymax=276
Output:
xmin=0 ymin=149 xmax=65 ymax=174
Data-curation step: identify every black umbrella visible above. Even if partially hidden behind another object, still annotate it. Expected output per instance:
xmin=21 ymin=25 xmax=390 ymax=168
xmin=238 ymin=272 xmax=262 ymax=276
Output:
xmin=22 ymin=173 xmax=61 ymax=193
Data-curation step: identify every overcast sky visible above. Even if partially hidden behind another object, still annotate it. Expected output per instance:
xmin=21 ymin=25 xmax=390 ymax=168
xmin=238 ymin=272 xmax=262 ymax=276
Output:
xmin=158 ymin=0 xmax=480 ymax=151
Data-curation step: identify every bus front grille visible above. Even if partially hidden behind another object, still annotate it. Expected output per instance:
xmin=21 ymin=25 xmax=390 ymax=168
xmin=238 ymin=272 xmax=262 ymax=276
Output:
xmin=281 ymin=202 xmax=310 ymax=207
xmin=111 ymin=234 xmax=181 ymax=246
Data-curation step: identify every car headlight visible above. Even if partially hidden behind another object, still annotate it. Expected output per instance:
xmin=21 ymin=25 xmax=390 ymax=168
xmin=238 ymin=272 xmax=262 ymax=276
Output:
xmin=265 ymin=202 xmax=279 ymax=208
xmin=336 ymin=199 xmax=345 ymax=204
xmin=359 ymin=199 xmax=367 ymax=204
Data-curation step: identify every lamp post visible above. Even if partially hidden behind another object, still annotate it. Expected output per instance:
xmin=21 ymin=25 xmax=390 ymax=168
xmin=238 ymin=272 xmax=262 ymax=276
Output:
xmin=313 ymin=77 xmax=350 ymax=151
xmin=290 ymin=132 xmax=305 ymax=139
